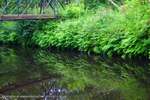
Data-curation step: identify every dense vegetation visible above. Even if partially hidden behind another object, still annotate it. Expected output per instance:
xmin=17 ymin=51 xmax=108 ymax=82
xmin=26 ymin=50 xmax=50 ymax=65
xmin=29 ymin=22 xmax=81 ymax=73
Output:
xmin=0 ymin=0 xmax=150 ymax=59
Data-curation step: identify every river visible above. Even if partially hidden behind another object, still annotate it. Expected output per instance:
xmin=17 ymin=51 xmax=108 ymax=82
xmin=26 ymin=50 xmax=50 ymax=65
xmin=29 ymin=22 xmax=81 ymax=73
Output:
xmin=0 ymin=46 xmax=149 ymax=100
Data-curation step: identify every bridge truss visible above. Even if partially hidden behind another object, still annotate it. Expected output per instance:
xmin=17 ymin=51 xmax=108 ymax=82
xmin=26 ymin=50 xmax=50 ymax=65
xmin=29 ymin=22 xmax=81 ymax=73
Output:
xmin=0 ymin=0 xmax=66 ymax=21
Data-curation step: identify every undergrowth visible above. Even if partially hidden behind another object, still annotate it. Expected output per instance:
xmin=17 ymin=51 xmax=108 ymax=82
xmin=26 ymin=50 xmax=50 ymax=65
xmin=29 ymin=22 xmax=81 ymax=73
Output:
xmin=32 ymin=0 xmax=150 ymax=58
xmin=0 ymin=0 xmax=150 ymax=59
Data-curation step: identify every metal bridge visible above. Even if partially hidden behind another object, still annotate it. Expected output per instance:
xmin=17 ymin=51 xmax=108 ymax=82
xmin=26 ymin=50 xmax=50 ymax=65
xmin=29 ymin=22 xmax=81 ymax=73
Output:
xmin=0 ymin=0 xmax=66 ymax=21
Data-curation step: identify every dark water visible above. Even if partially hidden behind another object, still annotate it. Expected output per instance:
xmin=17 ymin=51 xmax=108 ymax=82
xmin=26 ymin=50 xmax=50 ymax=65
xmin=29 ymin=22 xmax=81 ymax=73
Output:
xmin=0 ymin=46 xmax=149 ymax=100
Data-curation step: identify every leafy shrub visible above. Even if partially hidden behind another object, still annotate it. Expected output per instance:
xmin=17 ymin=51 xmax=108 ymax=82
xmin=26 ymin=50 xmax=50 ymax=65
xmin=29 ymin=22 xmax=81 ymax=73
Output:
xmin=32 ymin=0 xmax=150 ymax=58
xmin=84 ymin=0 xmax=107 ymax=9
xmin=61 ymin=4 xmax=85 ymax=18
xmin=84 ymin=0 xmax=124 ymax=9
xmin=0 ymin=0 xmax=149 ymax=58
xmin=0 ymin=22 xmax=18 ymax=44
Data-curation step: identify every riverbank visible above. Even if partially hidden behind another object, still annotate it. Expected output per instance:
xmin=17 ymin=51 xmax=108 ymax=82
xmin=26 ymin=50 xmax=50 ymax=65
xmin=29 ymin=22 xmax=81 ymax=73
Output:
xmin=0 ymin=0 xmax=150 ymax=59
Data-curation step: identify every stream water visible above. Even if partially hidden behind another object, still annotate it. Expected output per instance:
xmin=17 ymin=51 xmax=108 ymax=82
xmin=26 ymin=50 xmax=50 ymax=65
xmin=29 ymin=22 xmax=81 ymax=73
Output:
xmin=0 ymin=46 xmax=149 ymax=100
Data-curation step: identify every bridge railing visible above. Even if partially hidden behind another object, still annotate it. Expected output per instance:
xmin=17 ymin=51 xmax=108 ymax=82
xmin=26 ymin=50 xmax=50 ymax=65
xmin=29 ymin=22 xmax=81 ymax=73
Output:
xmin=0 ymin=0 xmax=65 ymax=16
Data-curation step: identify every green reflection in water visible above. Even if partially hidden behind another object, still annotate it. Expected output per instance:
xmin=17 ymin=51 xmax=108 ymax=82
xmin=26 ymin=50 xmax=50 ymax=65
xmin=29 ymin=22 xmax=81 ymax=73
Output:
xmin=0 ymin=46 xmax=149 ymax=100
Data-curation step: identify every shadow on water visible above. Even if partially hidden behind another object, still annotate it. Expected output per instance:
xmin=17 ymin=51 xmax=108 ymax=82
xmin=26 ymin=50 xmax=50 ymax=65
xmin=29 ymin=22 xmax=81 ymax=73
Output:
xmin=0 ymin=46 xmax=149 ymax=100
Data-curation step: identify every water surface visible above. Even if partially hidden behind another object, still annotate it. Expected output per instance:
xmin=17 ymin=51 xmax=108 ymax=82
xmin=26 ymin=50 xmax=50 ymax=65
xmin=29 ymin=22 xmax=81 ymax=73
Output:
xmin=0 ymin=46 xmax=149 ymax=100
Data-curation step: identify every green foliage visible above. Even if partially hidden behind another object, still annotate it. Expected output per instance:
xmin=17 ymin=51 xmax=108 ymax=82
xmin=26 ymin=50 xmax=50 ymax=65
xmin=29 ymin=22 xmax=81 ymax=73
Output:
xmin=0 ymin=21 xmax=42 ymax=45
xmin=61 ymin=4 xmax=85 ymax=18
xmin=84 ymin=0 xmax=107 ymax=9
xmin=0 ymin=31 xmax=17 ymax=43
xmin=0 ymin=0 xmax=149 ymax=58
xmin=32 ymin=0 xmax=150 ymax=58
xmin=84 ymin=0 xmax=124 ymax=9
xmin=16 ymin=21 xmax=42 ymax=46
xmin=0 ymin=22 xmax=18 ymax=44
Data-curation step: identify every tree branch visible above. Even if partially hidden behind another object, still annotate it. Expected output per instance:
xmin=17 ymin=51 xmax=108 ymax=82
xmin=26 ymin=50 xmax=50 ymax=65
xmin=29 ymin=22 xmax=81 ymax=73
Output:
xmin=108 ymin=0 xmax=120 ymax=10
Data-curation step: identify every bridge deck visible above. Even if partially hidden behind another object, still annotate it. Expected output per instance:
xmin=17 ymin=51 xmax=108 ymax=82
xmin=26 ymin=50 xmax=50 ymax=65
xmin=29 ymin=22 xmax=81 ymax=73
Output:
xmin=0 ymin=14 xmax=57 ymax=21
